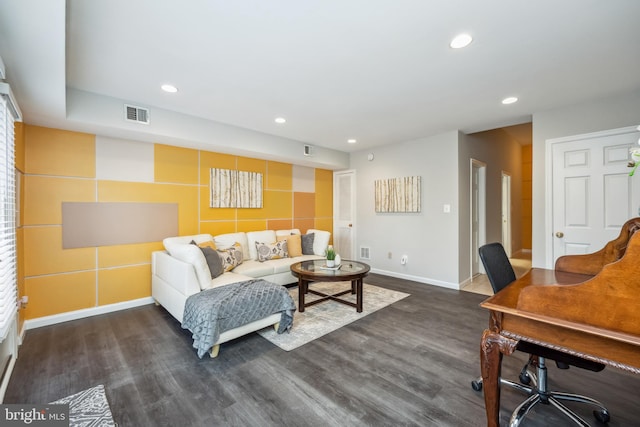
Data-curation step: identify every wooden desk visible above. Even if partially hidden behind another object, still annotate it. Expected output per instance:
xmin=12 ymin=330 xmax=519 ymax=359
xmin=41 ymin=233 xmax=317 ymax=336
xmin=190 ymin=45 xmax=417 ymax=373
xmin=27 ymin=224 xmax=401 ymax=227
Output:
xmin=479 ymin=268 xmax=640 ymax=427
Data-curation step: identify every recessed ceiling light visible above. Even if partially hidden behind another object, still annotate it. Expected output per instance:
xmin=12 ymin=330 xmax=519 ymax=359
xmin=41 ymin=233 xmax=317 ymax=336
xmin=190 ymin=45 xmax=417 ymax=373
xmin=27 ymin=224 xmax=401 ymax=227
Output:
xmin=161 ymin=84 xmax=178 ymax=93
xmin=450 ymin=33 xmax=473 ymax=49
xmin=275 ymin=117 xmax=286 ymax=124
xmin=347 ymin=139 xmax=357 ymax=144
xmin=502 ymin=96 xmax=518 ymax=105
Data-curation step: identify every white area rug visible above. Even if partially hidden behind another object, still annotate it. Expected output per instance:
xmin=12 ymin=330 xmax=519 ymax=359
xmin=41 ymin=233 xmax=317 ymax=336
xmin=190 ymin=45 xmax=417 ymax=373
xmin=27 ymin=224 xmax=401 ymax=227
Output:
xmin=257 ymin=282 xmax=409 ymax=351
xmin=50 ymin=384 xmax=115 ymax=427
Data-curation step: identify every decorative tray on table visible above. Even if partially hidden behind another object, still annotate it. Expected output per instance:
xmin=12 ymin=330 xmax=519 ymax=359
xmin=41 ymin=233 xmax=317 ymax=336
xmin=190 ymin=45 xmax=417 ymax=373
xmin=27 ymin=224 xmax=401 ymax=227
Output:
xmin=318 ymin=264 xmax=341 ymax=270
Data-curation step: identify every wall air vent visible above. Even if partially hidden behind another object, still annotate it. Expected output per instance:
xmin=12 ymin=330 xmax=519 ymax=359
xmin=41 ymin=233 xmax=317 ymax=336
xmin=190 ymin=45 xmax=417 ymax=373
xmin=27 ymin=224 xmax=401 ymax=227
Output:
xmin=360 ymin=246 xmax=370 ymax=260
xmin=304 ymin=145 xmax=313 ymax=156
xmin=124 ymin=104 xmax=150 ymax=124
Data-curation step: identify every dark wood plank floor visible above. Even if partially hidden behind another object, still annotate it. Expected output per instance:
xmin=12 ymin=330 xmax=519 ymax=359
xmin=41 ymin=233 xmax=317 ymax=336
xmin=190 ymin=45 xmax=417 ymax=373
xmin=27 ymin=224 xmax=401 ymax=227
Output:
xmin=6 ymin=274 xmax=639 ymax=426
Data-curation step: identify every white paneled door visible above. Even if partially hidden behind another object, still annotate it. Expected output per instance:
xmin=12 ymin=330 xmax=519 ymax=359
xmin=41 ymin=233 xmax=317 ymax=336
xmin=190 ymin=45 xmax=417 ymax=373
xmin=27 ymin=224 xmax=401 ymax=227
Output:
xmin=551 ymin=127 xmax=640 ymax=263
xmin=333 ymin=170 xmax=356 ymax=260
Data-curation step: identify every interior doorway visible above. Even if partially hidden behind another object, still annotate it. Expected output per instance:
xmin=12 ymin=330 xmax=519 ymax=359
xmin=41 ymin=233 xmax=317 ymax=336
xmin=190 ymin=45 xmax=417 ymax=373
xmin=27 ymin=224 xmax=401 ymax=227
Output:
xmin=501 ymin=172 xmax=512 ymax=257
xmin=470 ymin=159 xmax=487 ymax=277
xmin=333 ymin=169 xmax=356 ymax=259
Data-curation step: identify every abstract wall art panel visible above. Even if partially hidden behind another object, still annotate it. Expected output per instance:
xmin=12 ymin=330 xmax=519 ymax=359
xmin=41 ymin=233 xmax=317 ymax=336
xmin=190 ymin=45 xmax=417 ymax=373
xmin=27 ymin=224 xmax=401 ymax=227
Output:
xmin=210 ymin=168 xmax=263 ymax=208
xmin=375 ymin=176 xmax=421 ymax=213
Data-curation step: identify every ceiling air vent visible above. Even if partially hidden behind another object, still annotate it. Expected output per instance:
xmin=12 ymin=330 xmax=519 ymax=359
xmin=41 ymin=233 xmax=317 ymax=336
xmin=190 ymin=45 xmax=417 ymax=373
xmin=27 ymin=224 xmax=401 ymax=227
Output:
xmin=124 ymin=104 xmax=149 ymax=124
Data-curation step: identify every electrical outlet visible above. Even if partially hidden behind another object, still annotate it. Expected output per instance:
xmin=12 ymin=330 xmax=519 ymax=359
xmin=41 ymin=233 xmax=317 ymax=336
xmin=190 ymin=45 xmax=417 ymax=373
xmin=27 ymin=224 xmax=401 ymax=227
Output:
xmin=401 ymin=255 xmax=408 ymax=265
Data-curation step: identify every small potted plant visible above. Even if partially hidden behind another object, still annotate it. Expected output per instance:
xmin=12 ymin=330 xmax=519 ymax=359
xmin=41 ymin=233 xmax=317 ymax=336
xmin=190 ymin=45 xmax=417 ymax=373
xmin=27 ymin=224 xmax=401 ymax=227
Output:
xmin=326 ymin=245 xmax=336 ymax=267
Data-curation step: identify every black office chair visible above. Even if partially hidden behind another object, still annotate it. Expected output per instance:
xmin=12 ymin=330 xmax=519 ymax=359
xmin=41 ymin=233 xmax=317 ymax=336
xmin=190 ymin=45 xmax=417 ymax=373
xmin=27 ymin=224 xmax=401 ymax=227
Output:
xmin=471 ymin=242 xmax=610 ymax=426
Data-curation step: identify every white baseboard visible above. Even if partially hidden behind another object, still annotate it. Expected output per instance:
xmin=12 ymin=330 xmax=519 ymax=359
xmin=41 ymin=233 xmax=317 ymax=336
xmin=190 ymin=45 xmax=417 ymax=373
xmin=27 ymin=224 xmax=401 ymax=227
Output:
xmin=0 ymin=354 xmax=16 ymax=403
xmin=370 ymin=268 xmax=461 ymax=290
xmin=459 ymin=276 xmax=473 ymax=289
xmin=18 ymin=321 xmax=26 ymax=345
xmin=24 ymin=297 xmax=155 ymax=330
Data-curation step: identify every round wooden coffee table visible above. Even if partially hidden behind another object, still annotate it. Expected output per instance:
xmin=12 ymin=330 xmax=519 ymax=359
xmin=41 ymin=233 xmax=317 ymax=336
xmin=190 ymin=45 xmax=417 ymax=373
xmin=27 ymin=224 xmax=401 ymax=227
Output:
xmin=290 ymin=259 xmax=370 ymax=313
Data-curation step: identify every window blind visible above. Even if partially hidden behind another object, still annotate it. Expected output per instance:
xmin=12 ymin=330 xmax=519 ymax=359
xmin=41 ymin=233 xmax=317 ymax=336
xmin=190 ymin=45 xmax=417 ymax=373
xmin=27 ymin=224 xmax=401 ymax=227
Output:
xmin=0 ymin=96 xmax=16 ymax=342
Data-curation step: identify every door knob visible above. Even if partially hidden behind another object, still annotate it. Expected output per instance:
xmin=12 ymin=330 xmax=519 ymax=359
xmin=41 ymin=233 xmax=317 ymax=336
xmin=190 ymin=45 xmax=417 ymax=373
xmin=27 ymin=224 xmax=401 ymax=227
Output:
xmin=555 ymin=232 xmax=564 ymax=238
xmin=348 ymin=223 xmax=352 ymax=227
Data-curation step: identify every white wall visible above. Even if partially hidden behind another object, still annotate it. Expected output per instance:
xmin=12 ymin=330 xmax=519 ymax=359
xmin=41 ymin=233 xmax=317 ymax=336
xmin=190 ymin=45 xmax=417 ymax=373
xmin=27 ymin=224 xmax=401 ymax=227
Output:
xmin=347 ymin=90 xmax=640 ymax=287
xmin=350 ymin=131 xmax=460 ymax=288
xmin=532 ymin=89 xmax=640 ymax=268
xmin=64 ymin=89 xmax=350 ymax=170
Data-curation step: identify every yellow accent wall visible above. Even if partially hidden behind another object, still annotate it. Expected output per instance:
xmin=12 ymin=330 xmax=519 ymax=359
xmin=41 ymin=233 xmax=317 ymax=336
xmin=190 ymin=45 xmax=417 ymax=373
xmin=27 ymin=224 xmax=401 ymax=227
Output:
xmin=25 ymin=126 xmax=95 ymax=177
xmin=24 ymin=271 xmax=96 ymax=319
xmin=315 ymin=169 xmax=333 ymax=218
xmin=21 ymin=125 xmax=333 ymax=320
xmin=98 ymin=265 xmax=151 ymax=305
xmin=154 ymin=144 xmax=199 ymax=184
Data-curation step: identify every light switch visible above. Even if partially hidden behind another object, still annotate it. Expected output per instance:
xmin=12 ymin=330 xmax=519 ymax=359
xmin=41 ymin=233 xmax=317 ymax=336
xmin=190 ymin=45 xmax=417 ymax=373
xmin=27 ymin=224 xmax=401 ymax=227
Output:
xmin=443 ymin=204 xmax=451 ymax=213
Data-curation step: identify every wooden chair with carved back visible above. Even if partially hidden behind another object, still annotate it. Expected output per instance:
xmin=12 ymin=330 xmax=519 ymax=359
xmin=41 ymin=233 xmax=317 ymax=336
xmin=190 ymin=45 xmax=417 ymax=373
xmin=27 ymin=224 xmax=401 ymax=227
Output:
xmin=555 ymin=217 xmax=640 ymax=275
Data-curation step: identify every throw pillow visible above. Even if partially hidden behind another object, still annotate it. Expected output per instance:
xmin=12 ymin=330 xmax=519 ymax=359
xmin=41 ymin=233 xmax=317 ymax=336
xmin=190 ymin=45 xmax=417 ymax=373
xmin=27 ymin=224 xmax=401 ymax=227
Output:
xmin=217 ymin=242 xmax=244 ymax=272
xmin=190 ymin=240 xmax=224 ymax=278
xmin=280 ymin=234 xmax=302 ymax=257
xmin=255 ymin=240 xmax=288 ymax=262
xmin=197 ymin=240 xmax=216 ymax=250
xmin=199 ymin=246 xmax=224 ymax=278
xmin=301 ymin=233 xmax=315 ymax=255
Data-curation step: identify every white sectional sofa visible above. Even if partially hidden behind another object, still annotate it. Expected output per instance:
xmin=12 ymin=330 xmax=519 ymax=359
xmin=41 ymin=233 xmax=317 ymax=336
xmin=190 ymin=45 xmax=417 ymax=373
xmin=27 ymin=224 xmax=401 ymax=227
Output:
xmin=151 ymin=228 xmax=330 ymax=356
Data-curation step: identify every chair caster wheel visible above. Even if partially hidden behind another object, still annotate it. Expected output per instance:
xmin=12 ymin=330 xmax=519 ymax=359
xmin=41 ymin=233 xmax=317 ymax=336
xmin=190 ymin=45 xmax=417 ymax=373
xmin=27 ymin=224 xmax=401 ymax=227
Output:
xmin=471 ymin=380 xmax=483 ymax=391
xmin=519 ymin=372 xmax=531 ymax=385
xmin=593 ymin=409 xmax=610 ymax=423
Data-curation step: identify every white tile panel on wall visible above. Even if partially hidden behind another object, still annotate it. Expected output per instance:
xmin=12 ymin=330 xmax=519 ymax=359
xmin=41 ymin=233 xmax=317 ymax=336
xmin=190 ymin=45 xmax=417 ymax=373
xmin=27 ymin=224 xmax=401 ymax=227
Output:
xmin=96 ymin=136 xmax=154 ymax=182
xmin=292 ymin=165 xmax=315 ymax=192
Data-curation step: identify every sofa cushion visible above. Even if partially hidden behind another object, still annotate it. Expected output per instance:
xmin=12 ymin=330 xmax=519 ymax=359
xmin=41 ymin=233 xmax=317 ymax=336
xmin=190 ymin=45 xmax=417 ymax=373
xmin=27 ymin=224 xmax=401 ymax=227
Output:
xmin=307 ymin=229 xmax=331 ymax=256
xmin=246 ymin=230 xmax=277 ymax=260
xmin=268 ymin=257 xmax=298 ymax=274
xmin=217 ymin=243 xmax=244 ymax=272
xmin=268 ymin=255 xmax=322 ymax=274
xmin=275 ymin=229 xmax=301 ymax=237
xmin=301 ymin=233 xmax=315 ymax=255
xmin=231 ymin=259 xmax=276 ymax=277
xmin=278 ymin=233 xmax=302 ymax=257
xmin=206 ymin=272 xmax=256 ymax=290
xmin=163 ymin=234 xmax=214 ymax=256
xmin=256 ymin=240 xmax=288 ymax=262
xmin=214 ymin=232 xmax=250 ymax=260
xmin=170 ymin=244 xmax=212 ymax=290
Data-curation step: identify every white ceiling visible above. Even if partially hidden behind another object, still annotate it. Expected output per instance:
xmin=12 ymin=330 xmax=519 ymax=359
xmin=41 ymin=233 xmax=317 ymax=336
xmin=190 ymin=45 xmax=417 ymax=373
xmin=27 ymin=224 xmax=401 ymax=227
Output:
xmin=1 ymin=0 xmax=640 ymax=153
